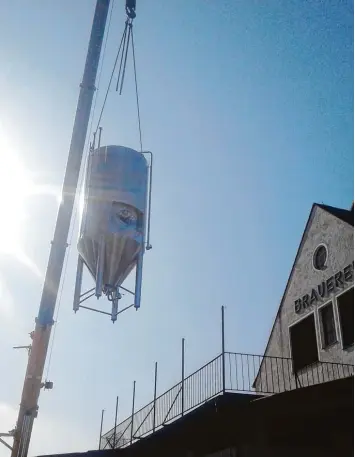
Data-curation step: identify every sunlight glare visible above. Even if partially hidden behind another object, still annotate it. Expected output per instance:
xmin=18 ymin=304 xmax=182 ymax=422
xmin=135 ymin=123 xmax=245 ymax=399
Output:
xmin=0 ymin=124 xmax=42 ymax=276
xmin=0 ymin=147 xmax=33 ymax=251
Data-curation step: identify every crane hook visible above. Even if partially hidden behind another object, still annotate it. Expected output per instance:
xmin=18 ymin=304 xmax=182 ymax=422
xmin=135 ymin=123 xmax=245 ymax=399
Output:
xmin=126 ymin=0 xmax=136 ymax=19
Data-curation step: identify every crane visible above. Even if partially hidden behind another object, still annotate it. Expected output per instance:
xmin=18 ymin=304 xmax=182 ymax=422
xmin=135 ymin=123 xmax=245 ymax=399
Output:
xmin=0 ymin=1 xmax=138 ymax=456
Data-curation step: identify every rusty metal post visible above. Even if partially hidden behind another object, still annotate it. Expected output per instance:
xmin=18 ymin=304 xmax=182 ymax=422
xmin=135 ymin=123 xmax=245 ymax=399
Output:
xmin=153 ymin=362 xmax=158 ymax=432
xmin=98 ymin=409 xmax=104 ymax=450
xmin=113 ymin=396 xmax=119 ymax=448
xmin=181 ymin=338 xmax=185 ymax=416
xmin=130 ymin=381 xmax=136 ymax=444
xmin=222 ymin=306 xmax=226 ymax=393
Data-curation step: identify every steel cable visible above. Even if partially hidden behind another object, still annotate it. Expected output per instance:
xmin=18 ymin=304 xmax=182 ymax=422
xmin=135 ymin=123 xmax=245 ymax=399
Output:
xmin=95 ymin=18 xmax=131 ymax=135
xmin=131 ymin=24 xmax=143 ymax=152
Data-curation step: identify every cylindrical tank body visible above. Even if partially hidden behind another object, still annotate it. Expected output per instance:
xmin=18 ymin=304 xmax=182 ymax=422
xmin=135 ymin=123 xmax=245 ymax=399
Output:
xmin=78 ymin=145 xmax=148 ymax=291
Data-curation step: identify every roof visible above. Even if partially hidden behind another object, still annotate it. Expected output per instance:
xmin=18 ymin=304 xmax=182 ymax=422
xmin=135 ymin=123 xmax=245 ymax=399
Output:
xmin=317 ymin=203 xmax=354 ymax=227
xmin=253 ymin=202 xmax=354 ymax=386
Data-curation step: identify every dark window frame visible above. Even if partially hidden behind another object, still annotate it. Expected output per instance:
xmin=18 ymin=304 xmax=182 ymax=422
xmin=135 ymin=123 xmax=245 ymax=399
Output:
xmin=313 ymin=244 xmax=328 ymax=271
xmin=337 ymin=287 xmax=354 ymax=350
xmin=289 ymin=312 xmax=319 ymax=373
xmin=318 ymin=301 xmax=337 ymax=348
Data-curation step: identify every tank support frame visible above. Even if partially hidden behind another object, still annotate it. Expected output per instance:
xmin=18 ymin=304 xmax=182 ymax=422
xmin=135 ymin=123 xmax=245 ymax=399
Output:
xmin=73 ymin=255 xmax=137 ymax=322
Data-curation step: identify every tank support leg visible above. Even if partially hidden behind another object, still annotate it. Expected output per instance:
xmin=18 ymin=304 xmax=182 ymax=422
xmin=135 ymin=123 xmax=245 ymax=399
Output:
xmin=95 ymin=236 xmax=105 ymax=298
xmin=111 ymin=288 xmax=121 ymax=323
xmin=73 ymin=256 xmax=84 ymax=312
xmin=134 ymin=251 xmax=144 ymax=309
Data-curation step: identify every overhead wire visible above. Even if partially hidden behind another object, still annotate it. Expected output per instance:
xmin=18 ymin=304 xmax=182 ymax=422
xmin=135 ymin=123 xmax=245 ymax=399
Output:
xmin=86 ymin=0 xmax=116 ymax=153
xmin=118 ymin=22 xmax=132 ymax=95
xmin=95 ymin=18 xmax=132 ymax=135
xmin=115 ymin=21 xmax=129 ymax=92
xmin=131 ymin=23 xmax=143 ymax=152
xmin=44 ymin=0 xmax=116 ymax=381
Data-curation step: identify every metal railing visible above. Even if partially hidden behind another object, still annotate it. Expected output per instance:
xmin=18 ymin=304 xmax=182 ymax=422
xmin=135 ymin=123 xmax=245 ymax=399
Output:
xmin=100 ymin=352 xmax=353 ymax=449
xmin=225 ymin=352 xmax=354 ymax=394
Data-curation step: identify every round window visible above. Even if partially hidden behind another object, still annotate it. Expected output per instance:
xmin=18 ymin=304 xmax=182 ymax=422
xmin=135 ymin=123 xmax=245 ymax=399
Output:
xmin=313 ymin=245 xmax=327 ymax=270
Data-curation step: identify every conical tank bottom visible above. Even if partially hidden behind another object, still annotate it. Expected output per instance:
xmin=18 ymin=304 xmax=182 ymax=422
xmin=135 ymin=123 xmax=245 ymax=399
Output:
xmin=78 ymin=233 xmax=140 ymax=289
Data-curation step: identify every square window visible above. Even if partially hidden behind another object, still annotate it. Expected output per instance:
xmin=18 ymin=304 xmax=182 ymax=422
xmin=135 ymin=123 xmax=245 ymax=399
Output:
xmin=290 ymin=314 xmax=319 ymax=372
xmin=319 ymin=303 xmax=337 ymax=348
xmin=338 ymin=287 xmax=354 ymax=349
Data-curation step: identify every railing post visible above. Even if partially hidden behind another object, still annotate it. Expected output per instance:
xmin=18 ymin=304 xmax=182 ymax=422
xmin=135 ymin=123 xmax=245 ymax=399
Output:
xmin=113 ymin=396 xmax=118 ymax=448
xmin=221 ymin=306 xmax=226 ymax=393
xmin=130 ymin=381 xmax=136 ymax=445
xmin=98 ymin=409 xmax=104 ymax=450
xmin=153 ymin=362 xmax=158 ymax=432
xmin=181 ymin=338 xmax=185 ymax=416
xmin=295 ymin=370 xmax=301 ymax=389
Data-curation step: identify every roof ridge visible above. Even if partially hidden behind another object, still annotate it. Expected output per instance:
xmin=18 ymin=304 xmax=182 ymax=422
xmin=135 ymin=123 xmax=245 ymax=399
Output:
xmin=315 ymin=203 xmax=354 ymax=227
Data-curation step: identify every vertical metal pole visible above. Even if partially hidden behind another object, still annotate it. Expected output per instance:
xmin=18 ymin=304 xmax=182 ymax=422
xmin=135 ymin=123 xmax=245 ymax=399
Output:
xmin=181 ymin=338 xmax=185 ymax=416
xmin=98 ymin=126 xmax=103 ymax=149
xmin=153 ymin=362 xmax=158 ymax=433
xmin=73 ymin=256 xmax=84 ymax=312
xmin=98 ymin=409 xmax=104 ymax=450
xmin=113 ymin=396 xmax=118 ymax=448
xmin=11 ymin=3 xmax=111 ymax=457
xmin=142 ymin=151 xmax=153 ymax=250
xmin=130 ymin=381 xmax=136 ymax=445
xmin=134 ymin=250 xmax=144 ymax=309
xmin=222 ymin=306 xmax=226 ymax=393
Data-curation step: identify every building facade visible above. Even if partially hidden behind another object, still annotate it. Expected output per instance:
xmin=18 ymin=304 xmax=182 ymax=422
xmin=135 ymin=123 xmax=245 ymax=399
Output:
xmin=255 ymin=203 xmax=354 ymax=391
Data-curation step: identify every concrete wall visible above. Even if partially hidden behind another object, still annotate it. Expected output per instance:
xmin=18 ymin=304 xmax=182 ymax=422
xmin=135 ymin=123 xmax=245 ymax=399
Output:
xmin=255 ymin=206 xmax=354 ymax=392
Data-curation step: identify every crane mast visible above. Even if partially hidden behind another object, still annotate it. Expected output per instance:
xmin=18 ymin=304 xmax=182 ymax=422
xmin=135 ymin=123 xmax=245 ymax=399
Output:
xmin=10 ymin=2 xmax=111 ymax=456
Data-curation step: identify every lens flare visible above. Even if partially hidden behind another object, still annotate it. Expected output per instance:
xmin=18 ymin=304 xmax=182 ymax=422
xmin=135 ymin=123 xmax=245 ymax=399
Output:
xmin=0 ymin=123 xmax=60 ymax=277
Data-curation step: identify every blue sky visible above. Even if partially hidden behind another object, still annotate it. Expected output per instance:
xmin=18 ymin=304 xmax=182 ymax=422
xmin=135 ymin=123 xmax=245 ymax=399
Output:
xmin=0 ymin=0 xmax=353 ymax=455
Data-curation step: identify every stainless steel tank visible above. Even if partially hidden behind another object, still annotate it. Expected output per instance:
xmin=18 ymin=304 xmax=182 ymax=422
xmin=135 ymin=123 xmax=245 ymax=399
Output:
xmin=78 ymin=145 xmax=148 ymax=294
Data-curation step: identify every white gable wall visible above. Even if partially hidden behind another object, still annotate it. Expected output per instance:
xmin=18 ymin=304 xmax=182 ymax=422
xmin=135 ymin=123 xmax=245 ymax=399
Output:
xmin=255 ymin=205 xmax=353 ymax=392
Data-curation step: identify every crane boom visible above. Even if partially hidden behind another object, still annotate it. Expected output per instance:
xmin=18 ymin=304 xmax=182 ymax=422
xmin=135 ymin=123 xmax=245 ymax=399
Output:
xmin=11 ymin=2 xmax=111 ymax=456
